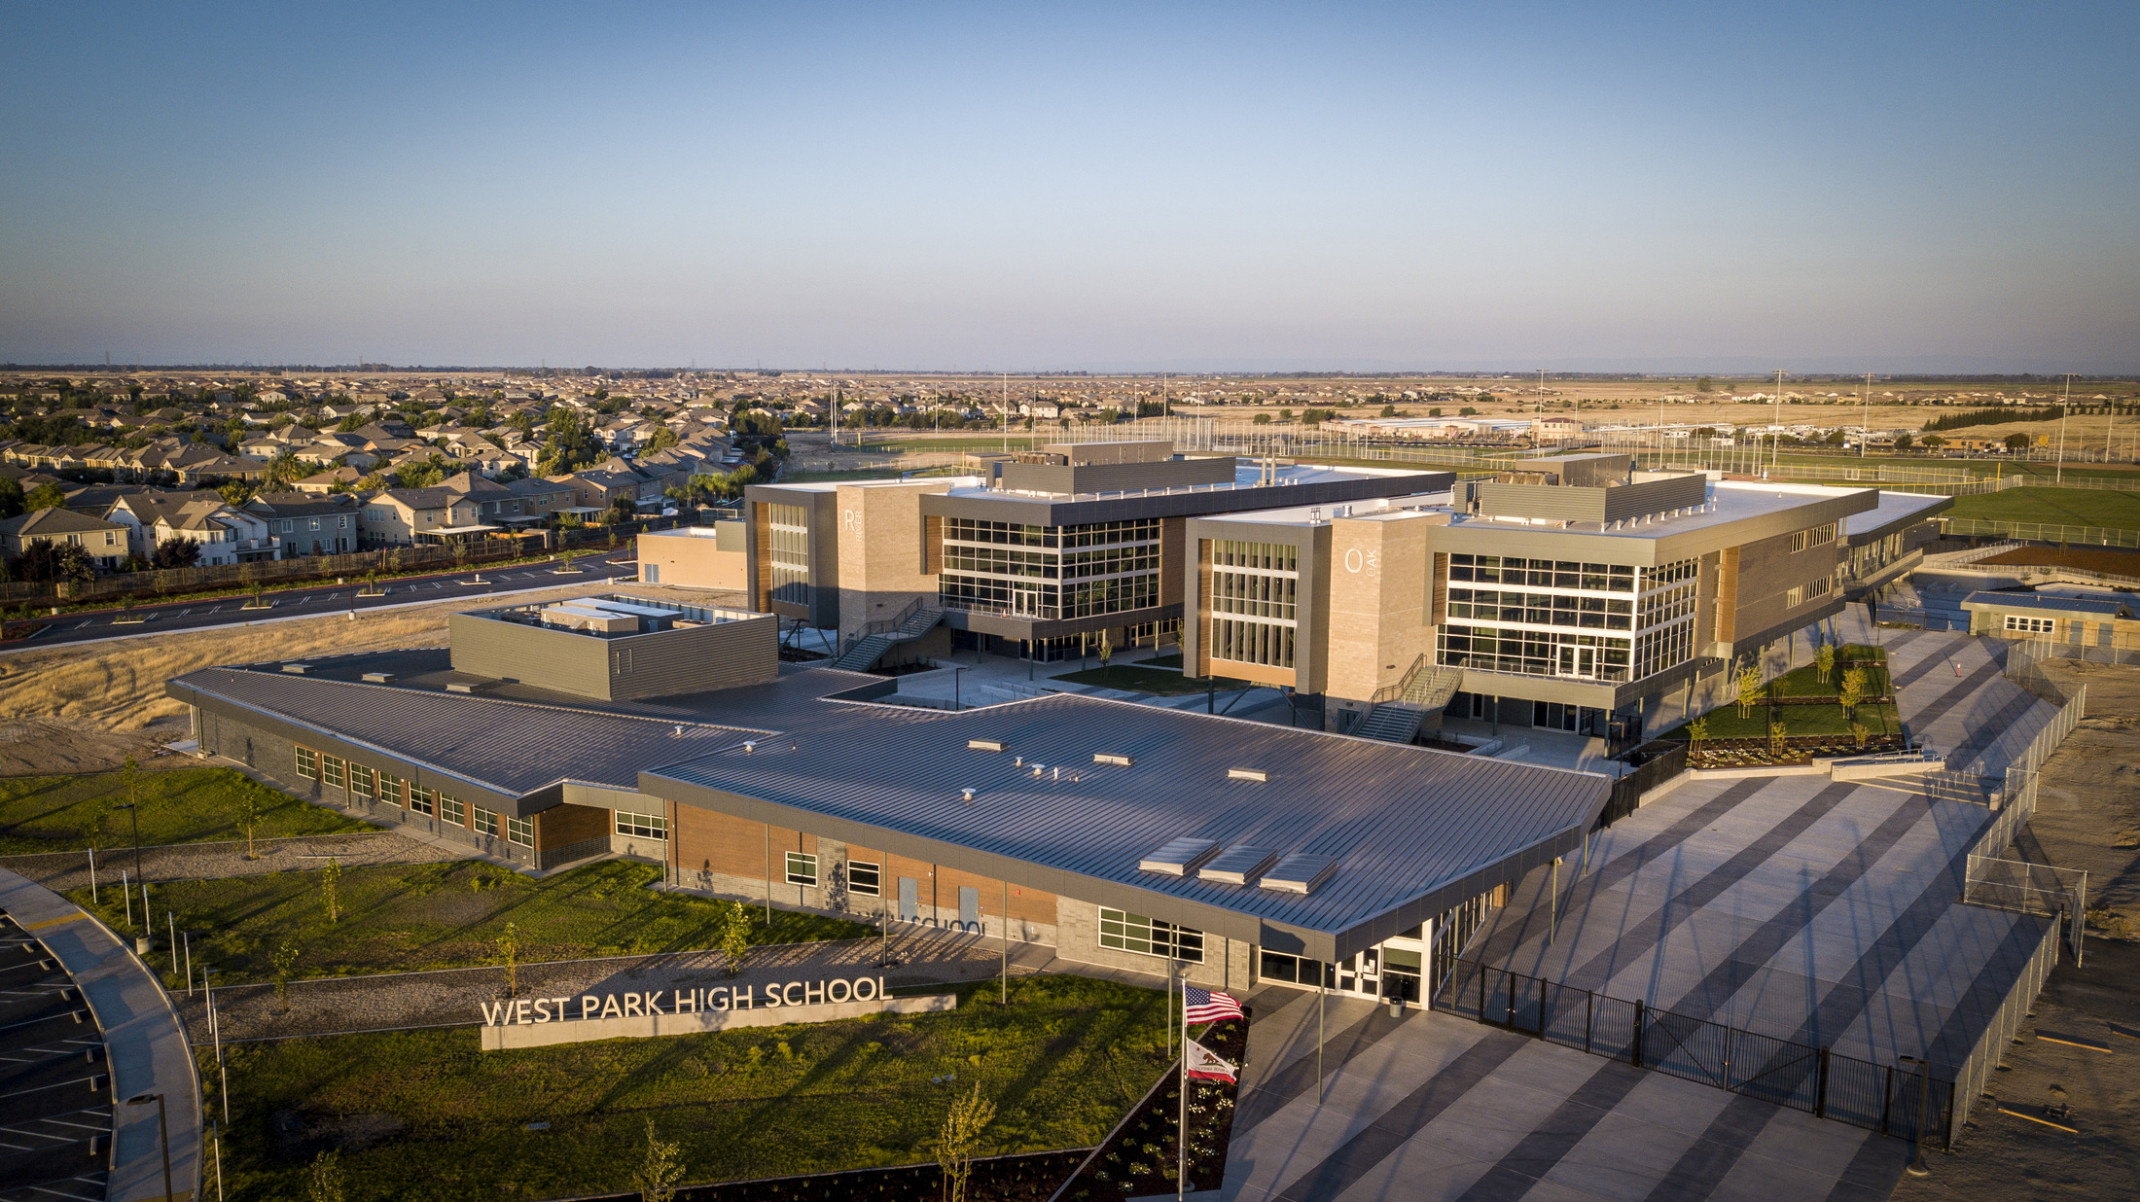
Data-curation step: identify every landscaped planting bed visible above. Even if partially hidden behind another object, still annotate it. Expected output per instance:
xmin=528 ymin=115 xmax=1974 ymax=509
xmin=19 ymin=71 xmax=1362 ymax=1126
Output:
xmin=205 ymin=975 xmax=1169 ymax=1201
xmin=1054 ymin=1008 xmax=1250 ymax=1199
xmin=0 ymin=766 xmax=369 ymax=857
xmin=73 ymin=859 xmax=872 ymax=985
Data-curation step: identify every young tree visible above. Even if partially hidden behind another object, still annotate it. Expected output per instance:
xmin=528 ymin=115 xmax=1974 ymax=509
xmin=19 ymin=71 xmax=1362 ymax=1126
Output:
xmin=272 ymin=942 xmax=300 ymax=1013
xmin=935 ymin=1081 xmax=997 ymax=1202
xmin=1735 ymin=664 xmax=1762 ymax=719
xmin=1687 ymin=716 xmax=1708 ymax=756
xmin=306 ymin=1150 xmax=347 ymax=1202
xmin=497 ymin=921 xmax=520 ymax=996
xmin=323 ymin=857 xmax=343 ymax=923
xmin=1816 ymin=642 xmax=1835 ymax=685
xmin=1850 ymin=720 xmax=1871 ymax=750
xmin=1838 ymin=665 xmax=1867 ymax=718
xmin=718 ymin=901 xmax=751 ymax=977
xmin=633 ymin=1118 xmax=686 ymax=1202
xmin=1768 ymin=718 xmax=1789 ymax=758
xmin=235 ymin=788 xmax=263 ymax=859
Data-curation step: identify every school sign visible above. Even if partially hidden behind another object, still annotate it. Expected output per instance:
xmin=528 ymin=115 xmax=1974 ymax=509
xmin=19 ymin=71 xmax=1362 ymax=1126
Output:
xmin=476 ymin=976 xmax=954 ymax=1051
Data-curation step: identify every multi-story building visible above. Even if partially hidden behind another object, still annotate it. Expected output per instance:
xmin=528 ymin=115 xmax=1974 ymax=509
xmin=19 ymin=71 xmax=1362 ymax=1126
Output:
xmin=1179 ymin=454 xmax=1950 ymax=739
xmin=744 ymin=440 xmax=1452 ymax=656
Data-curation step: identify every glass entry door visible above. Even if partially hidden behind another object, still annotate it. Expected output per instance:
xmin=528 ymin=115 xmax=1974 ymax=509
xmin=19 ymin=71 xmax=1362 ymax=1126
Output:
xmin=1556 ymin=644 xmax=1597 ymax=679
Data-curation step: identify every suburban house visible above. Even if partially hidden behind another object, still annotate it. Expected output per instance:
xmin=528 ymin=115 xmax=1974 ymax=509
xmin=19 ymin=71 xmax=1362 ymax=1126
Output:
xmin=358 ymin=487 xmax=487 ymax=547
xmin=0 ymin=507 xmax=130 ymax=569
xmin=244 ymin=492 xmax=361 ymax=556
xmin=439 ymin=472 xmax=573 ymax=527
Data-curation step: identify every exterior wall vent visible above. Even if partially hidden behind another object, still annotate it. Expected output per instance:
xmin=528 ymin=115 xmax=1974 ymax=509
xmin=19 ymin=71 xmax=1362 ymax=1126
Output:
xmin=1138 ymin=837 xmax=1219 ymax=876
xmin=1198 ymin=846 xmax=1279 ymax=885
xmin=969 ymin=739 xmax=1007 ymax=753
xmin=1227 ymin=767 xmax=1269 ymax=783
xmin=1093 ymin=753 xmax=1133 ymax=767
xmin=1260 ymin=853 xmax=1340 ymax=895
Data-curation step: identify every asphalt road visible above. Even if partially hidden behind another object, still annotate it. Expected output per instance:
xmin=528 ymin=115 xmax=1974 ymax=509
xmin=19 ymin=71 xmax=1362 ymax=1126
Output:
xmin=8 ymin=551 xmax=635 ymax=651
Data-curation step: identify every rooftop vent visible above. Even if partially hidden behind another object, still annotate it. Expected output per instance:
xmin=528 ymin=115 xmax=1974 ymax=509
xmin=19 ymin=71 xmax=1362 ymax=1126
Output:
xmin=360 ymin=671 xmax=396 ymax=684
xmin=1093 ymin=753 xmax=1133 ymax=767
xmin=743 ymin=740 xmax=757 ymax=754
xmin=280 ymin=663 xmax=311 ymax=675
xmin=1227 ymin=767 xmax=1269 ymax=783
xmin=445 ymin=679 xmax=497 ymax=694
xmin=1259 ymin=853 xmax=1340 ymax=895
xmin=1138 ymin=837 xmax=1219 ymax=876
xmin=969 ymin=738 xmax=1007 ymax=753
xmin=1198 ymin=846 xmax=1279 ymax=885
xmin=961 ymin=787 xmax=976 ymax=802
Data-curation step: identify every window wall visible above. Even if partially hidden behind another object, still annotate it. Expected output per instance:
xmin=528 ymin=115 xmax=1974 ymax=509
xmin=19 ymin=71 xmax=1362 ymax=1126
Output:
xmin=1207 ymin=539 xmax=1299 ymax=669
xmin=1439 ymin=553 xmax=1699 ymax=684
xmin=767 ymin=503 xmax=812 ymax=606
xmin=938 ymin=517 xmax=1162 ymax=621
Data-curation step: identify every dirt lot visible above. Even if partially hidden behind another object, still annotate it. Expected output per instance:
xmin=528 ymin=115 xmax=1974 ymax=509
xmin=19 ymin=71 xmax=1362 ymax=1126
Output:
xmin=1893 ymin=659 xmax=2140 ymax=1200
xmin=1977 ymin=546 xmax=2140 ymax=577
xmin=0 ymin=580 xmax=637 ymax=774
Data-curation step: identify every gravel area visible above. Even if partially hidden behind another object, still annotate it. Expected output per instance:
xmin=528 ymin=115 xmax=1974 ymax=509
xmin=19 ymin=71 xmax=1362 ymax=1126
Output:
xmin=0 ymin=830 xmax=471 ymax=891
xmin=181 ymin=926 xmax=1050 ymax=1043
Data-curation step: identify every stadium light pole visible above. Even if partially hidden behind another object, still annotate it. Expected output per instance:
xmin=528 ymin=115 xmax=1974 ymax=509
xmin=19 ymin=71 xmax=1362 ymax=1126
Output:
xmin=2057 ymin=373 xmax=2072 ymax=484
xmin=1771 ymin=369 xmax=1785 ymax=474
xmin=1861 ymin=373 xmax=1872 ymax=459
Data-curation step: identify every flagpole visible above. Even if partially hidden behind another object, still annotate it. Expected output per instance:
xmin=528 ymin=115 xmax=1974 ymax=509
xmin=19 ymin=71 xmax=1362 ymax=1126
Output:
xmin=1179 ymin=973 xmax=1188 ymax=1201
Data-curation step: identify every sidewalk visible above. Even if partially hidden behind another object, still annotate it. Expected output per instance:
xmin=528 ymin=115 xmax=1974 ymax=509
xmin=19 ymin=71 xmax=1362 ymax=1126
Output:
xmin=0 ymin=867 xmax=199 ymax=1202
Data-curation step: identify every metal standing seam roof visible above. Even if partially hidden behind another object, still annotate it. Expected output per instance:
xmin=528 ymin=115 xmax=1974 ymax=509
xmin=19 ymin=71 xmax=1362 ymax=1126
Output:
xmin=168 ymin=668 xmax=771 ymax=796
xmin=644 ymin=687 xmax=1610 ymax=958
xmin=1958 ymin=590 xmax=2132 ymax=618
xmin=167 ymin=662 xmax=1610 ymax=959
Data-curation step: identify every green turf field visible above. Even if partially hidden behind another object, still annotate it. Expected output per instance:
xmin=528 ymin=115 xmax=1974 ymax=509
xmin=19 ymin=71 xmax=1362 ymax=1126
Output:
xmin=1944 ymin=485 xmax=2140 ymax=532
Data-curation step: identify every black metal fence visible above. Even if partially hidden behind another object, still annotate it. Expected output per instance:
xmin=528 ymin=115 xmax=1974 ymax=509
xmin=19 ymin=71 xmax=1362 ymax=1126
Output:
xmin=1438 ymin=958 xmax=1954 ymax=1149
xmin=1599 ymin=740 xmax=1687 ymax=829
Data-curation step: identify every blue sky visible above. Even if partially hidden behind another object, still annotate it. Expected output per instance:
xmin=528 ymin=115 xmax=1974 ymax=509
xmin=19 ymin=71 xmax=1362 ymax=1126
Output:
xmin=2 ymin=2 xmax=2135 ymax=372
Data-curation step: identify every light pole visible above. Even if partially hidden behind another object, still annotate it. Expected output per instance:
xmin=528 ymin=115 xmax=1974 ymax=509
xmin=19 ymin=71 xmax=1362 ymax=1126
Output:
xmin=2057 ymin=373 xmax=2072 ymax=484
xmin=1771 ymin=369 xmax=1785 ymax=475
xmin=125 ymin=1093 xmax=174 ymax=1202
xmin=113 ymin=801 xmax=142 ymax=927
xmin=1861 ymin=372 xmax=1871 ymax=459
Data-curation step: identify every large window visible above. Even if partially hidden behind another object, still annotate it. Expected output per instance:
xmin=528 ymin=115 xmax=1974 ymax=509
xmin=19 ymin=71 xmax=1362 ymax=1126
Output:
xmin=615 ymin=810 xmax=668 ymax=840
xmin=440 ymin=795 xmax=465 ymax=826
xmin=474 ymin=807 xmax=500 ymax=837
xmin=295 ymin=747 xmax=317 ymax=780
xmin=1207 ymin=539 xmax=1300 ymax=669
xmin=408 ymin=787 xmax=435 ymax=817
xmin=505 ymin=815 xmax=534 ymax=847
xmin=320 ymin=755 xmax=346 ymax=789
xmin=1439 ymin=553 xmax=1698 ymax=685
xmin=348 ymin=765 xmax=375 ymax=801
xmin=848 ymin=860 xmax=881 ymax=897
xmin=377 ymin=773 xmax=404 ymax=807
xmin=767 ymin=503 xmax=812 ymax=606
xmin=785 ymin=851 xmax=818 ymax=887
xmin=1098 ymin=907 xmax=1204 ymax=963
xmin=939 ymin=517 xmax=1162 ymax=620
xmin=2004 ymin=614 xmax=2058 ymax=635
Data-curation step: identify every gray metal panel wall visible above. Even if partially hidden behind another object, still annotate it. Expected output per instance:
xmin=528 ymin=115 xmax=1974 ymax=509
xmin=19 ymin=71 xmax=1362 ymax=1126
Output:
xmin=609 ymin=612 xmax=780 ymax=700
xmin=920 ymin=472 xmax=1454 ymax=528
xmin=449 ymin=613 xmax=614 ymax=700
xmin=1601 ymin=474 xmax=1710 ymax=523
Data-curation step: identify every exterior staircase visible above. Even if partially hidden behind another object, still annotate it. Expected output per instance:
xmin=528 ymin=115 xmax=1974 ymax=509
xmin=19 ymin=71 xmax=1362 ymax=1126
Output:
xmin=830 ymin=601 xmax=944 ymax=672
xmin=1351 ymin=660 xmax=1466 ymax=744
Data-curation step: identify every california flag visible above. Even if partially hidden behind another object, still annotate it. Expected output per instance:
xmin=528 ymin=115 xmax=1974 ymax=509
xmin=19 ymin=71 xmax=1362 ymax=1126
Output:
xmin=1184 ymin=1038 xmax=1238 ymax=1083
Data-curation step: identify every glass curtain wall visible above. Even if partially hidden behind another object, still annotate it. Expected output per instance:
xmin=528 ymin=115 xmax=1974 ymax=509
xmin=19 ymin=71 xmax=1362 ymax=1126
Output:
xmin=1208 ymin=539 xmax=1299 ymax=669
xmin=767 ymin=503 xmax=812 ymax=607
xmin=1439 ymin=554 xmax=1698 ymax=684
xmin=938 ymin=517 xmax=1161 ymax=621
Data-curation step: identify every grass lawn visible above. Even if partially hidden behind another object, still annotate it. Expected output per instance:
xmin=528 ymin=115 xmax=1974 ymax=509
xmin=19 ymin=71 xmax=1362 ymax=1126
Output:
xmin=71 ymin=859 xmax=873 ymax=985
xmin=1946 ymin=486 xmax=2140 ymax=533
xmin=1668 ymin=645 xmax=1899 ymax=741
xmin=206 ymin=974 xmax=1168 ymax=1201
xmin=1052 ymin=654 xmax=1252 ymax=697
xmin=0 ymin=767 xmax=370 ymax=857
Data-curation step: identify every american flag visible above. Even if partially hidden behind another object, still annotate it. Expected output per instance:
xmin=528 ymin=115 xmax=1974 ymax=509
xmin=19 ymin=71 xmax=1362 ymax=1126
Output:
xmin=1183 ymin=986 xmax=1244 ymax=1025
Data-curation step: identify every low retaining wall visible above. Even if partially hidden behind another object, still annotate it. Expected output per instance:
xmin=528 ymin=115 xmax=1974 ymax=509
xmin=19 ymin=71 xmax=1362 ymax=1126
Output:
xmin=481 ymin=990 xmax=955 ymax=1050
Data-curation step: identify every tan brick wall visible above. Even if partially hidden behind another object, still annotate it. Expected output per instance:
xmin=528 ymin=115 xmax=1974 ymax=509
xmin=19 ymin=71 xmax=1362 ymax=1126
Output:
xmin=835 ymin=481 xmax=953 ymax=640
xmin=638 ymin=532 xmax=746 ymax=590
xmin=1053 ymin=897 xmax=1253 ymax=991
xmin=1322 ymin=514 xmax=1432 ymax=704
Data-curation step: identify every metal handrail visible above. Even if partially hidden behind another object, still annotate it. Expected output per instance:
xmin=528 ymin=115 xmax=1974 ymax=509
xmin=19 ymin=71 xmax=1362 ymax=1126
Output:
xmin=859 ymin=595 xmax=925 ymax=639
xmin=1370 ymin=653 xmax=1429 ymax=705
